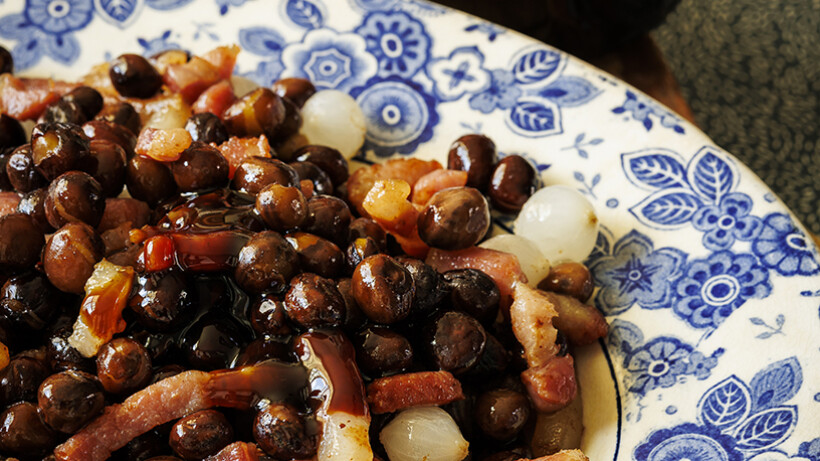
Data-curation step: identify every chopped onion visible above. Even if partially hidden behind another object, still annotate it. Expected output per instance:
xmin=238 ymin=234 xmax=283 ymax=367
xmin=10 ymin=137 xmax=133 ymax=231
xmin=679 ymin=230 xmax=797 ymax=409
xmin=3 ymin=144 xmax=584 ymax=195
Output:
xmin=380 ymin=406 xmax=468 ymax=461
xmin=480 ymin=234 xmax=551 ymax=287
xmin=300 ymin=90 xmax=366 ymax=159
xmin=514 ymin=185 xmax=598 ymax=264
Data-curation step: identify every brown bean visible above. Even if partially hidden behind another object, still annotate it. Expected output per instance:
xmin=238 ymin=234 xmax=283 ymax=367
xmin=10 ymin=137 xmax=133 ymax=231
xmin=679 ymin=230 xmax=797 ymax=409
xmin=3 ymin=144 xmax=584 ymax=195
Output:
xmin=171 ymin=142 xmax=229 ymax=192
xmin=488 ymin=155 xmax=537 ymax=213
xmin=0 ymin=213 xmax=44 ymax=273
xmin=96 ymin=337 xmax=153 ymax=394
xmin=293 ymin=145 xmax=349 ymax=187
xmin=417 ymin=186 xmax=490 ymax=250
xmin=170 ymin=410 xmax=233 ymax=460
xmin=42 ymin=222 xmax=104 ymax=294
xmin=232 ymin=156 xmax=300 ymax=195
xmin=448 ymin=134 xmax=497 ymax=192
xmin=44 ymin=170 xmax=106 ymax=228
xmin=538 ymin=262 xmax=594 ymax=302
xmin=272 ymin=77 xmax=316 ymax=107
xmin=352 ymin=254 xmax=414 ymax=324
xmin=234 ymin=231 xmax=300 ymax=295
xmin=255 ymin=184 xmax=308 ymax=231
xmin=284 ymin=273 xmax=345 ymax=328
xmin=284 ymin=231 xmax=344 ymax=278
xmin=126 ymin=154 xmax=177 ymax=206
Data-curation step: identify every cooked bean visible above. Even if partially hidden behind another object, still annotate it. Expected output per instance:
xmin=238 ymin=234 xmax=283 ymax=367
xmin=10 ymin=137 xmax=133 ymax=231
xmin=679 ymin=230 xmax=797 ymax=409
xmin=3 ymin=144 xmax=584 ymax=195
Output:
xmin=0 ymin=401 xmax=57 ymax=456
xmin=185 ymin=112 xmax=229 ymax=145
xmin=129 ymin=270 xmax=196 ymax=331
xmin=448 ymin=134 xmax=498 ymax=192
xmin=76 ymin=139 xmax=127 ymax=197
xmin=96 ymin=337 xmax=153 ymax=394
xmin=0 ymin=272 xmax=61 ymax=335
xmin=223 ymin=88 xmax=286 ymax=139
xmin=488 ymin=155 xmax=537 ymax=213
xmin=0 ymin=356 xmax=50 ymax=407
xmin=63 ymin=86 xmax=104 ymax=120
xmin=293 ymin=145 xmax=349 ymax=187
xmin=235 ymin=231 xmax=300 ymax=294
xmin=171 ymin=142 xmax=229 ymax=192
xmin=180 ymin=314 xmax=251 ymax=370
xmin=249 ymin=295 xmax=291 ymax=336
xmin=538 ymin=262 xmax=594 ymax=302
xmin=255 ymin=184 xmax=308 ymax=231
xmin=285 ymin=231 xmax=344 ymax=278
xmin=45 ymin=171 xmax=105 ymax=228
xmin=6 ymin=144 xmax=47 ymax=193
xmin=16 ymin=187 xmax=52 ymax=231
xmin=0 ymin=213 xmax=44 ymax=272
xmin=355 ymin=326 xmax=413 ymax=377
xmin=96 ymin=101 xmax=141 ymax=135
xmin=352 ymin=254 xmax=414 ymax=324
xmin=475 ymin=389 xmax=531 ymax=441
xmin=288 ymin=161 xmax=333 ymax=196
xmin=83 ymin=120 xmax=137 ymax=156
xmin=417 ymin=186 xmax=490 ymax=250
xmin=284 ymin=273 xmax=345 ymax=328
xmin=109 ymin=54 xmax=163 ymax=98
xmin=0 ymin=114 xmax=26 ymax=150
xmin=302 ymin=194 xmax=351 ymax=245
xmin=126 ymin=154 xmax=177 ymax=206
xmin=272 ymin=77 xmax=316 ymax=108
xmin=30 ymin=122 xmax=90 ymax=181
xmin=274 ymin=96 xmax=302 ymax=143
xmin=37 ymin=370 xmax=105 ymax=433
xmin=443 ymin=268 xmax=500 ymax=324
xmin=232 ymin=157 xmax=300 ymax=195
xmin=253 ymin=403 xmax=316 ymax=460
xmin=43 ymin=222 xmax=104 ymax=294
xmin=396 ymin=256 xmax=448 ymax=318
xmin=348 ymin=217 xmax=387 ymax=250
xmin=426 ymin=311 xmax=487 ymax=374
xmin=170 ymin=410 xmax=234 ymax=460
xmin=42 ymin=99 xmax=88 ymax=125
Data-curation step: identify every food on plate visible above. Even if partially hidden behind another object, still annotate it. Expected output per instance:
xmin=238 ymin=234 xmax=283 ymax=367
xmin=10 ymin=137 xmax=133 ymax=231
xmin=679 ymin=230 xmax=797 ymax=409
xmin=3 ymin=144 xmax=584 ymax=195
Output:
xmin=0 ymin=43 xmax=606 ymax=461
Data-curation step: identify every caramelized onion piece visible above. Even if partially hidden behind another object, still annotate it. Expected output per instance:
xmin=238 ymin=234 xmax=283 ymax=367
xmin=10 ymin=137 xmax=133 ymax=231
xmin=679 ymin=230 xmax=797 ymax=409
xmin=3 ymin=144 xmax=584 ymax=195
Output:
xmin=205 ymin=441 xmax=260 ymax=461
xmin=362 ymin=179 xmax=428 ymax=258
xmin=295 ymin=330 xmax=373 ymax=461
xmin=68 ymin=260 xmax=135 ymax=357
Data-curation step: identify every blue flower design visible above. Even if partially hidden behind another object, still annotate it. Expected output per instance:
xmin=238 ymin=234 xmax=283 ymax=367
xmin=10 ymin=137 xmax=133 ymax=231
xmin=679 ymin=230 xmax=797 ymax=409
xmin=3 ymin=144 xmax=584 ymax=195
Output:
xmin=634 ymin=423 xmax=744 ymax=461
xmin=752 ymin=213 xmax=820 ymax=276
xmin=692 ymin=192 xmax=763 ymax=250
xmin=215 ymin=0 xmax=247 ymax=15
xmin=588 ymin=230 xmax=687 ymax=315
xmin=468 ymin=69 xmax=521 ymax=113
xmin=0 ymin=13 xmax=81 ymax=69
xmin=25 ymin=0 xmax=93 ymax=34
xmin=626 ymin=338 xmax=692 ymax=394
xmin=613 ymin=90 xmax=685 ymax=134
xmin=281 ymin=28 xmax=377 ymax=91
xmin=355 ymin=11 xmax=430 ymax=79
xmin=351 ymin=75 xmax=439 ymax=157
xmin=426 ymin=46 xmax=490 ymax=101
xmin=673 ymin=251 xmax=771 ymax=329
xmin=686 ymin=350 xmax=720 ymax=380
xmin=137 ymin=30 xmax=182 ymax=57
xmin=798 ymin=437 xmax=820 ymax=461
xmin=241 ymin=59 xmax=285 ymax=87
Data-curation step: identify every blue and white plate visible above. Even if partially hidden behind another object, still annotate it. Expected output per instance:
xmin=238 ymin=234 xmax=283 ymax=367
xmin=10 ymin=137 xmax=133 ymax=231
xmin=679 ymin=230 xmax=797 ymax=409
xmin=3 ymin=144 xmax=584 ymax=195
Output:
xmin=2 ymin=1 xmax=819 ymax=460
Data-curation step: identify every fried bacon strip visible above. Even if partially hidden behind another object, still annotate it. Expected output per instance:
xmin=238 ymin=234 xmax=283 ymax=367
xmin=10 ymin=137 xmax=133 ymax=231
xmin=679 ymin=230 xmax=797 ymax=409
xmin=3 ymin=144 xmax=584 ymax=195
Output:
xmin=411 ymin=169 xmax=468 ymax=206
xmin=54 ymin=360 xmax=307 ymax=461
xmin=362 ymin=179 xmax=428 ymax=258
xmin=0 ymin=74 xmax=73 ymax=120
xmin=366 ymin=371 xmax=464 ymax=414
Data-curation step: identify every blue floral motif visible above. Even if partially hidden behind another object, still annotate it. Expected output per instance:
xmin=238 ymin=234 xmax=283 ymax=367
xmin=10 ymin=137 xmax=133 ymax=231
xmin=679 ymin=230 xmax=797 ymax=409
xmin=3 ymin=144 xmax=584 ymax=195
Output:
xmin=636 ymin=358 xmax=803 ymax=460
xmin=588 ymin=230 xmax=687 ymax=315
xmin=351 ymin=75 xmax=438 ymax=157
xmin=96 ymin=0 xmax=143 ymax=27
xmin=137 ymin=30 xmax=181 ymax=57
xmin=692 ymin=193 xmax=763 ymax=251
xmin=426 ymin=46 xmax=490 ymax=102
xmin=673 ymin=251 xmax=771 ymax=329
xmin=535 ymin=75 xmax=601 ymax=107
xmin=241 ymin=59 xmax=285 ymax=87
xmin=283 ymin=0 xmax=324 ymax=29
xmin=798 ymin=438 xmax=820 ymax=461
xmin=0 ymin=12 xmax=82 ymax=68
xmin=281 ymin=28 xmax=377 ymax=91
xmin=215 ymin=0 xmax=247 ymax=16
xmin=613 ymin=89 xmax=686 ymax=134
xmin=464 ymin=21 xmax=505 ymax=41
xmin=355 ymin=11 xmax=430 ymax=79
xmin=468 ymin=69 xmax=522 ymax=113
xmin=752 ymin=213 xmax=820 ymax=276
xmin=26 ymin=0 xmax=93 ymax=34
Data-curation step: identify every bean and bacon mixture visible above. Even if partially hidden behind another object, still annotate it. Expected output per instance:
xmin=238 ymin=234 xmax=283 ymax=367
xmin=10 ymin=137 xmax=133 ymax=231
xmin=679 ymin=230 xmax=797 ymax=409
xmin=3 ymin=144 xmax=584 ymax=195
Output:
xmin=0 ymin=44 xmax=607 ymax=461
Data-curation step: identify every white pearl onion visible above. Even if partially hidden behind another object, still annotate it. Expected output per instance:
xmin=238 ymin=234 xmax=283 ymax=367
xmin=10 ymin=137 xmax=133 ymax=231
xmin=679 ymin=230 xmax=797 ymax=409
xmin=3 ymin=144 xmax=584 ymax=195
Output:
xmin=380 ymin=406 xmax=469 ymax=461
xmin=299 ymin=90 xmax=366 ymax=160
xmin=480 ymin=234 xmax=551 ymax=287
xmin=513 ymin=185 xmax=599 ymax=264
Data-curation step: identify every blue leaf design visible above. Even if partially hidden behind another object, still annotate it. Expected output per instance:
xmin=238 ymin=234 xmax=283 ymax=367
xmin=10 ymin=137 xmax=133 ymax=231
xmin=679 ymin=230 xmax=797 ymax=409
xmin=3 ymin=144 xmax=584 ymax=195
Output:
xmin=578 ymin=149 xmax=588 ymax=159
xmin=145 ymin=0 xmax=194 ymax=10
xmin=698 ymin=375 xmax=751 ymax=431
xmin=749 ymin=357 xmax=802 ymax=412
xmin=536 ymin=164 xmax=550 ymax=172
xmin=775 ymin=314 xmax=784 ymax=327
xmin=575 ymin=133 xmax=585 ymax=144
xmin=629 ymin=188 xmax=703 ymax=229
xmin=687 ymin=147 xmax=738 ymax=203
xmin=732 ymin=407 xmax=797 ymax=451
xmin=749 ymin=317 xmax=765 ymax=325
xmin=512 ymin=48 xmax=562 ymax=84
xmin=621 ymin=149 xmax=688 ymax=190
xmin=612 ymin=106 xmax=626 ymax=114
xmin=642 ymin=117 xmax=653 ymax=131
xmin=538 ymin=76 xmax=601 ymax=107
xmin=757 ymin=332 xmax=773 ymax=339
xmin=509 ymin=100 xmax=556 ymax=133
xmin=285 ymin=0 xmax=324 ymax=29
xmin=606 ymin=319 xmax=644 ymax=357
xmin=573 ymin=171 xmax=584 ymax=182
xmin=591 ymin=174 xmax=600 ymax=187
xmin=589 ymin=138 xmax=603 ymax=145
xmin=238 ymin=27 xmax=285 ymax=57
xmin=97 ymin=0 xmax=140 ymax=25
xmin=464 ymin=24 xmax=478 ymax=31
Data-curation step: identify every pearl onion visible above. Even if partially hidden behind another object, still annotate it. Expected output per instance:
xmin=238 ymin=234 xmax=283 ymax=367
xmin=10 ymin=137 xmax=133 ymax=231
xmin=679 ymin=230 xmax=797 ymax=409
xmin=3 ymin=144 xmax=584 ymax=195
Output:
xmin=380 ymin=406 xmax=469 ymax=461
xmin=513 ymin=185 xmax=598 ymax=263
xmin=299 ymin=90 xmax=366 ymax=160
xmin=479 ymin=234 xmax=551 ymax=287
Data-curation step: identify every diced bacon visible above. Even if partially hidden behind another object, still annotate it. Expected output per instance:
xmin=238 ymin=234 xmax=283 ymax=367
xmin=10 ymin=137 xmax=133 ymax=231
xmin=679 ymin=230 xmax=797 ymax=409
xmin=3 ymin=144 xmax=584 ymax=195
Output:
xmin=206 ymin=442 xmax=260 ymax=461
xmin=0 ymin=74 xmax=71 ymax=120
xmin=519 ymin=449 xmax=589 ymax=461
xmin=363 ymin=179 xmax=429 ymax=258
xmin=0 ymin=191 xmax=20 ymax=217
xmin=510 ymin=283 xmax=559 ymax=367
xmin=347 ymin=158 xmax=442 ymax=216
xmin=150 ymin=49 xmax=190 ymax=76
xmin=98 ymin=198 xmax=151 ymax=232
xmin=164 ymin=56 xmax=221 ymax=103
xmin=366 ymin=371 xmax=464 ymax=414
xmin=216 ymin=135 xmax=272 ymax=178
xmin=426 ymin=246 xmax=527 ymax=307
xmin=347 ymin=166 xmax=378 ymax=217
xmin=521 ymin=355 xmax=577 ymax=413
xmin=192 ymin=80 xmax=236 ymax=117
xmin=411 ymin=169 xmax=468 ymax=206
xmin=68 ymin=260 xmax=135 ymax=357
xmin=542 ymin=292 xmax=608 ymax=346
xmin=201 ymin=45 xmax=240 ymax=80
xmin=135 ymin=127 xmax=192 ymax=162
xmin=134 ymin=93 xmax=192 ymax=130
xmin=54 ymin=370 xmax=212 ymax=461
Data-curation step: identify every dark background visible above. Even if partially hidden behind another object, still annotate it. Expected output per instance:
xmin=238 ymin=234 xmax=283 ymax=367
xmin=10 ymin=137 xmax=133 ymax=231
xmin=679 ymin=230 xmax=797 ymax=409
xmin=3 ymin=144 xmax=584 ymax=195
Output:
xmin=435 ymin=0 xmax=820 ymax=234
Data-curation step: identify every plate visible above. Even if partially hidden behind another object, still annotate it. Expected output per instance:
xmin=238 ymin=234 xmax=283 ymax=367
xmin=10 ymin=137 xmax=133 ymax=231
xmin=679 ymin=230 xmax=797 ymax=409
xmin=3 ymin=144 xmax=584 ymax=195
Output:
xmin=2 ymin=1 xmax=819 ymax=460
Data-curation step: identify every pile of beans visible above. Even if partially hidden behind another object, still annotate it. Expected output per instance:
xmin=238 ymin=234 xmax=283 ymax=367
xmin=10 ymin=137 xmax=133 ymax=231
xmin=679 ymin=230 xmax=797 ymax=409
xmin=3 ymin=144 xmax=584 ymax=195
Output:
xmin=0 ymin=45 xmax=603 ymax=461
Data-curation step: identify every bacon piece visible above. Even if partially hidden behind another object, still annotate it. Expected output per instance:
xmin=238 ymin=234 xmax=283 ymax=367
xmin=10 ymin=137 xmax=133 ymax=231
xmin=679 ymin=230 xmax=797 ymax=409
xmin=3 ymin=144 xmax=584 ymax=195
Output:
xmin=411 ymin=169 xmax=468 ymax=206
xmin=347 ymin=158 xmax=442 ymax=216
xmin=426 ymin=246 xmax=527 ymax=307
xmin=0 ymin=191 xmax=20 ymax=217
xmin=0 ymin=74 xmax=71 ymax=120
xmin=135 ymin=127 xmax=192 ymax=162
xmin=98 ymin=198 xmax=151 ymax=232
xmin=135 ymin=93 xmax=192 ymax=130
xmin=193 ymin=80 xmax=236 ymax=117
xmin=366 ymin=371 xmax=464 ymax=414
xmin=521 ymin=355 xmax=577 ymax=413
xmin=519 ymin=449 xmax=589 ymax=461
xmin=54 ymin=370 xmax=211 ymax=461
xmin=201 ymin=45 xmax=240 ymax=80
xmin=542 ymin=292 xmax=608 ymax=346
xmin=216 ymin=135 xmax=272 ymax=179
xmin=363 ymin=179 xmax=429 ymax=258
xmin=206 ymin=442 xmax=260 ymax=461
xmin=68 ymin=260 xmax=135 ymax=357
xmin=150 ymin=49 xmax=190 ymax=76
xmin=164 ymin=56 xmax=221 ymax=103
